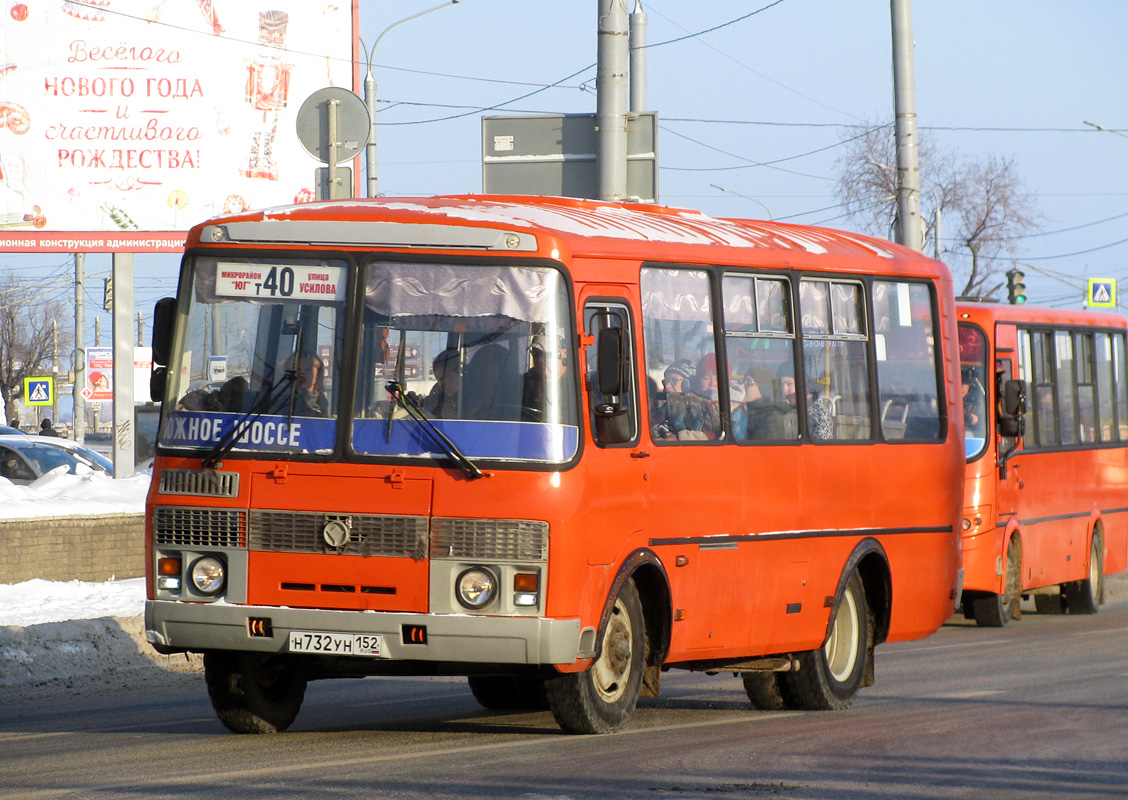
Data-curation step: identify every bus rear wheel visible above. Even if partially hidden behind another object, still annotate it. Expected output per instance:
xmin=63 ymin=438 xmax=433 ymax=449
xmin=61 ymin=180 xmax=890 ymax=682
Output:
xmin=972 ymin=542 xmax=1020 ymax=627
xmin=1063 ymin=537 xmax=1103 ymax=614
xmin=204 ymin=652 xmax=307 ymax=734
xmin=783 ymin=570 xmax=869 ymax=711
xmin=741 ymin=672 xmax=793 ymax=711
xmin=546 ymin=578 xmax=645 ymax=734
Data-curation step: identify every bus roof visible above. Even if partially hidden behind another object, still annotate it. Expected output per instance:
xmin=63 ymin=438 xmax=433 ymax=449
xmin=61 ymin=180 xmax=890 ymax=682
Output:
xmin=189 ymin=194 xmax=950 ymax=279
xmin=957 ymin=299 xmax=1128 ymax=329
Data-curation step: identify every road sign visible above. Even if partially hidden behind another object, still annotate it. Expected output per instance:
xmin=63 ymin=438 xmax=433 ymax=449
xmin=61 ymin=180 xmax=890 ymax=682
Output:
xmin=1088 ymin=278 xmax=1117 ymax=308
xmin=207 ymin=356 xmax=227 ymax=383
xmin=24 ymin=377 xmax=54 ymax=406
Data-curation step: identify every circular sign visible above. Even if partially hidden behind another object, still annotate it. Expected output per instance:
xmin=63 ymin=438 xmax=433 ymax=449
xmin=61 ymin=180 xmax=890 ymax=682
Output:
xmin=295 ymin=87 xmax=371 ymax=165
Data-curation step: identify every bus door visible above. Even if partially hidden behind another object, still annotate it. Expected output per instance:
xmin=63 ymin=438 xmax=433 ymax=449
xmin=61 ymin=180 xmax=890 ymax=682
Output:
xmin=992 ymin=323 xmax=1024 ymax=548
xmin=580 ymin=291 xmax=649 ymax=568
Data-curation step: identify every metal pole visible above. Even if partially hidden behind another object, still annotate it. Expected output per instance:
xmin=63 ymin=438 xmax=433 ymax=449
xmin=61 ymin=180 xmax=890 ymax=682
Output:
xmin=73 ymin=252 xmax=85 ymax=444
xmin=597 ymin=0 xmax=629 ymax=201
xmin=364 ymin=56 xmax=377 ymax=197
xmin=629 ymin=0 xmax=647 ymax=113
xmin=361 ymin=1 xmax=461 ymax=199
xmin=933 ymin=203 xmax=943 ymax=261
xmin=111 ymin=253 xmax=135 ymax=478
xmin=327 ymin=98 xmax=339 ymax=200
xmin=890 ymin=0 xmax=923 ymax=252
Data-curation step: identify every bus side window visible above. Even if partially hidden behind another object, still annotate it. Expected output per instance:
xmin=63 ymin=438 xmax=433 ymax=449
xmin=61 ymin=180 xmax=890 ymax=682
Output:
xmin=584 ymin=301 xmax=638 ymax=446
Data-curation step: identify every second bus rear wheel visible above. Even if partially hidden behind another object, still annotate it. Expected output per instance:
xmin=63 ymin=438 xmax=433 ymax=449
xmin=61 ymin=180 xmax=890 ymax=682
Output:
xmin=546 ymin=578 xmax=645 ymax=734
xmin=1063 ymin=536 xmax=1104 ymax=614
xmin=783 ymin=569 xmax=869 ymax=711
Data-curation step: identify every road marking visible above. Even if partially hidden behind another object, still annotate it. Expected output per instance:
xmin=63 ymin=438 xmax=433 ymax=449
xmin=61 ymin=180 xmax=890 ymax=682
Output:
xmin=926 ymin=689 xmax=1006 ymax=699
xmin=1069 ymin=625 xmax=1128 ymax=638
xmin=887 ymin=639 xmax=1008 ymax=655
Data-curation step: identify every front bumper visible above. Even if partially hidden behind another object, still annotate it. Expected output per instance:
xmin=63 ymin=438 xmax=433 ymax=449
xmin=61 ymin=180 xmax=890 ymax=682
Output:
xmin=145 ymin=599 xmax=581 ymax=666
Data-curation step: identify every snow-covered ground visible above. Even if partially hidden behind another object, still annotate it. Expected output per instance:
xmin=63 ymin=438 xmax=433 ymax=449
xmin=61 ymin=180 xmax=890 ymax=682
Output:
xmin=0 ymin=472 xmax=170 ymax=696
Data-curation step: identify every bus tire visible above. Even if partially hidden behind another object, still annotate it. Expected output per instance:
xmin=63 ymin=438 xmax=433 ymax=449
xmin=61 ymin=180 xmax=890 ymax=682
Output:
xmin=204 ymin=652 xmax=307 ymax=734
xmin=468 ymin=675 xmax=549 ymax=710
xmin=783 ymin=570 xmax=868 ymax=711
xmin=1063 ymin=537 xmax=1103 ymax=614
xmin=741 ymin=672 xmax=793 ymax=711
xmin=972 ymin=541 xmax=1020 ymax=627
xmin=1034 ymin=593 xmax=1065 ymax=614
xmin=545 ymin=578 xmax=645 ymax=734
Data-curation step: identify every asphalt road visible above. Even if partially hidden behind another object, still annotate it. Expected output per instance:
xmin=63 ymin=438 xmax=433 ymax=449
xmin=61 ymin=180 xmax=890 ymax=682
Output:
xmin=2 ymin=590 xmax=1127 ymax=800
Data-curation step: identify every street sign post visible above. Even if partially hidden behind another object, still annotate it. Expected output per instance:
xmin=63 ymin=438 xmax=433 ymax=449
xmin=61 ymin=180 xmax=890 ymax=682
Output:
xmin=24 ymin=377 xmax=54 ymax=407
xmin=1087 ymin=278 xmax=1117 ymax=309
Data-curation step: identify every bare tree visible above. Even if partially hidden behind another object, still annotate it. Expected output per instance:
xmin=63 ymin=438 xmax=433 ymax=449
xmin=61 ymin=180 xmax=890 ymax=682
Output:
xmin=0 ymin=273 xmax=72 ymax=424
xmin=834 ymin=124 xmax=1039 ymax=298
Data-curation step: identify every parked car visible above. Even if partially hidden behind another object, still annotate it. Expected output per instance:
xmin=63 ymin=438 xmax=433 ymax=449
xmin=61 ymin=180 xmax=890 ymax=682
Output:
xmin=0 ymin=425 xmax=27 ymax=435
xmin=0 ymin=435 xmax=113 ymax=484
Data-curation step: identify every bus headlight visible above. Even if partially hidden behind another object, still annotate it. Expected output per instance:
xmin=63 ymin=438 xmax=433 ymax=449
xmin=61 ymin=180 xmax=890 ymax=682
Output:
xmin=190 ymin=556 xmax=226 ymax=595
xmin=456 ymin=567 xmax=496 ymax=609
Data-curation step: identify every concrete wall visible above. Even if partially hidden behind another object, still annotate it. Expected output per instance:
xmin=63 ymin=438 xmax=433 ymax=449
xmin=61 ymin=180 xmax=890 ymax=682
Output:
xmin=0 ymin=514 xmax=145 ymax=584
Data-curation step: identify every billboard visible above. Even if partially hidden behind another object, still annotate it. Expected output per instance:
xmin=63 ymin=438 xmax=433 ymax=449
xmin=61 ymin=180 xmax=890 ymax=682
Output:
xmin=0 ymin=0 xmax=356 ymax=253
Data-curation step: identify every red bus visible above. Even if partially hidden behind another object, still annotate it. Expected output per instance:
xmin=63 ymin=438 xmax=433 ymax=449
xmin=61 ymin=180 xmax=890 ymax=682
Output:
xmin=957 ymin=301 xmax=1128 ymax=626
xmin=145 ymin=196 xmax=964 ymax=734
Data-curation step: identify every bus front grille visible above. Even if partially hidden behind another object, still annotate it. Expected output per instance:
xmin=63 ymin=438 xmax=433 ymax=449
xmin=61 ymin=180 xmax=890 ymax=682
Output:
xmin=249 ymin=511 xmax=428 ymax=559
xmin=153 ymin=507 xmax=247 ymax=548
xmin=158 ymin=469 xmax=240 ymax=498
xmin=430 ymin=518 xmax=549 ymax=561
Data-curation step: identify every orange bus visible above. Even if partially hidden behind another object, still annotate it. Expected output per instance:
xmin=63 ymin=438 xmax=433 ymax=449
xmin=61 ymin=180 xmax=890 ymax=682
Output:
xmin=957 ymin=301 xmax=1128 ymax=626
xmin=144 ymin=195 xmax=964 ymax=735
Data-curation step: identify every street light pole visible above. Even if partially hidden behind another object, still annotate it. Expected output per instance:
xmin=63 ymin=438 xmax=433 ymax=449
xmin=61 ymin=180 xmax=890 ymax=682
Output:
xmin=360 ymin=0 xmax=462 ymax=198
xmin=1083 ymin=121 xmax=1128 ymax=141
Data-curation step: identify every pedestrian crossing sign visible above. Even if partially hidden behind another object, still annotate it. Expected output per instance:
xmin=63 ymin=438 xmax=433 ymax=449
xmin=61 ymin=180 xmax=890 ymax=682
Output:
xmin=24 ymin=377 xmax=54 ymax=406
xmin=1088 ymin=278 xmax=1117 ymax=309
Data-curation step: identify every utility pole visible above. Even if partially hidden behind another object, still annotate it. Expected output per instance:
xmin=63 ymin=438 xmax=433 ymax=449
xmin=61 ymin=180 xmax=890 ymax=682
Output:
xmin=596 ymin=0 xmax=629 ymax=201
xmin=73 ymin=253 xmax=85 ymax=444
xmin=629 ymin=0 xmax=647 ymax=113
xmin=890 ymin=0 xmax=923 ymax=253
xmin=111 ymin=253 xmax=135 ymax=478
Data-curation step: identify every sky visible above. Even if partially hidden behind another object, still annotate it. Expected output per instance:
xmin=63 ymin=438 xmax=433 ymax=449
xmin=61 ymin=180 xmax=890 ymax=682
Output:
xmin=3 ymin=1 xmax=1127 ymax=358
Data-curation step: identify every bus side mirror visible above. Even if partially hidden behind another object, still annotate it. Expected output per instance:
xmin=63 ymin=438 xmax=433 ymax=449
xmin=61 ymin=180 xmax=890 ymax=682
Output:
xmin=150 ymin=365 xmax=167 ymax=401
xmin=152 ymin=297 xmax=176 ymax=367
xmin=596 ymin=327 xmax=623 ymax=396
xmin=997 ymin=378 xmax=1026 ymax=438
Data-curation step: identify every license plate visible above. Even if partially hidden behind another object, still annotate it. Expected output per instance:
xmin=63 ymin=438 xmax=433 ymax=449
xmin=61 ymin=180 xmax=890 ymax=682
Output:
xmin=288 ymin=631 xmax=384 ymax=657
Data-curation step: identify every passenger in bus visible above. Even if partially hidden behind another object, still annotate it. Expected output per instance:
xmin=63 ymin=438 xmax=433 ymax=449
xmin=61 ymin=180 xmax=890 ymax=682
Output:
xmin=961 ymin=367 xmax=987 ymax=438
xmin=653 ymin=357 xmax=721 ymax=440
xmin=778 ymin=362 xmax=831 ymax=440
xmin=289 ymin=353 xmax=329 ymax=417
xmin=176 ymin=375 xmax=248 ymax=413
xmin=424 ymin=349 xmax=462 ymax=419
xmin=522 ymin=338 xmax=574 ymax=423
xmin=741 ymin=367 xmax=796 ymax=440
xmin=463 ymin=343 xmax=513 ymax=420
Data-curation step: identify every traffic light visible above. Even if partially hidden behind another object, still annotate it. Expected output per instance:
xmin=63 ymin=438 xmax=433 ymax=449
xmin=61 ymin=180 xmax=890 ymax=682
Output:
xmin=1006 ymin=269 xmax=1026 ymax=305
xmin=102 ymin=277 xmax=113 ymax=310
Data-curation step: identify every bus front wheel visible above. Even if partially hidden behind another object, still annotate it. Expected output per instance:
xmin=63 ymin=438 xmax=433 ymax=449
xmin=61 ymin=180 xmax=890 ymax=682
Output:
xmin=784 ymin=570 xmax=869 ymax=711
xmin=972 ymin=541 xmax=1020 ymax=627
xmin=204 ymin=652 xmax=307 ymax=734
xmin=546 ymin=578 xmax=645 ymax=734
xmin=1063 ymin=537 xmax=1103 ymax=614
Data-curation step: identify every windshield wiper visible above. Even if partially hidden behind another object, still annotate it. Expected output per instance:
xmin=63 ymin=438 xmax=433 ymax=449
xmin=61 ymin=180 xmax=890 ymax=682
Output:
xmin=385 ymin=381 xmax=486 ymax=480
xmin=201 ymin=370 xmax=297 ymax=469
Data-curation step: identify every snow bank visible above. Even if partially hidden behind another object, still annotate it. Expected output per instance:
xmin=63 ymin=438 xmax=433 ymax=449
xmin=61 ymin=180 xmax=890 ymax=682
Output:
xmin=0 ymin=470 xmax=150 ymax=520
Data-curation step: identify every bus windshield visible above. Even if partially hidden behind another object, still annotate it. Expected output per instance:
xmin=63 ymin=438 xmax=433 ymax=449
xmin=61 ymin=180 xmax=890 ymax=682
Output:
xmin=958 ymin=323 xmax=989 ymax=459
xmin=352 ymin=261 xmax=579 ymax=464
xmin=158 ymin=257 xmax=580 ymax=465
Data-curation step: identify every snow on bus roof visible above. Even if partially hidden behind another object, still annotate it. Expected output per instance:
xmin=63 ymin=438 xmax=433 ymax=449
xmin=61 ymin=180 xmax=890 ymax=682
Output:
xmin=255 ymin=196 xmax=902 ymax=260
